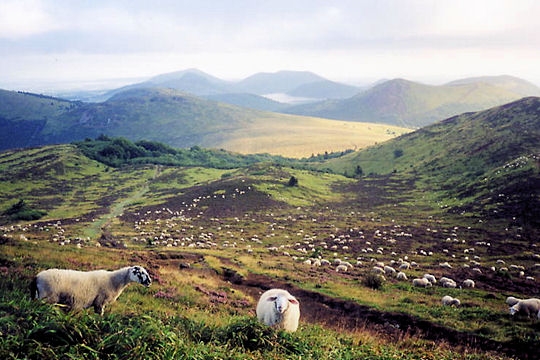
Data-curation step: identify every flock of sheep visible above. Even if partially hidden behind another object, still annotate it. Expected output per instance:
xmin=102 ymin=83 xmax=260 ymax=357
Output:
xmin=4 ymin=186 xmax=538 ymax=331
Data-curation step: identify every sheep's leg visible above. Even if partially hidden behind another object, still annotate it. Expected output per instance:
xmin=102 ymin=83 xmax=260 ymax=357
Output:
xmin=93 ymin=303 xmax=104 ymax=315
xmin=92 ymin=295 xmax=106 ymax=315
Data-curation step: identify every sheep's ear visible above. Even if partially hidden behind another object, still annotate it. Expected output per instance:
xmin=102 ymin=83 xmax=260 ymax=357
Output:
xmin=288 ymin=298 xmax=299 ymax=305
xmin=267 ymin=296 xmax=278 ymax=301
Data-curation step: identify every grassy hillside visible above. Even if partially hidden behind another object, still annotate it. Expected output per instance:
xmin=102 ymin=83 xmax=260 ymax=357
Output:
xmin=285 ymin=78 xmax=535 ymax=127
xmin=1 ymin=139 xmax=538 ymax=359
xmin=321 ymin=97 xmax=540 ymax=233
xmin=445 ymin=75 xmax=540 ymax=97
xmin=0 ymin=88 xmax=409 ymax=157
xmin=1 ymin=98 xmax=539 ymax=359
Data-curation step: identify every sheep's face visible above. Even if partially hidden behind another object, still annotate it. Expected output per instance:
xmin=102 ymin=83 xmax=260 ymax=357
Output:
xmin=130 ymin=266 xmax=152 ymax=287
xmin=270 ymin=295 xmax=299 ymax=314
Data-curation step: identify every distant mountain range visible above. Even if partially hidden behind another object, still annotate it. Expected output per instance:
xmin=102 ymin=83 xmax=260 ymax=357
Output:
xmin=284 ymin=76 xmax=540 ymax=127
xmin=100 ymin=69 xmax=362 ymax=106
xmin=2 ymin=69 xmax=540 ymax=153
xmin=61 ymin=69 xmax=540 ymax=128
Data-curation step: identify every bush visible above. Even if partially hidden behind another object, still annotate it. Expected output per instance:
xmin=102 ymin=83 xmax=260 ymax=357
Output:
xmin=3 ymin=199 xmax=46 ymax=222
xmin=363 ymin=273 xmax=385 ymax=290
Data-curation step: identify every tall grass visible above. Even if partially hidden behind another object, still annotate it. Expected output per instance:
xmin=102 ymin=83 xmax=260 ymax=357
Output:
xmin=0 ymin=259 xmax=512 ymax=360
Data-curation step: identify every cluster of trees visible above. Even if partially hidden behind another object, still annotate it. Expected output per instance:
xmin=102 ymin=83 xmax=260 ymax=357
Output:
xmin=74 ymin=136 xmax=364 ymax=179
xmin=75 ymin=135 xmax=297 ymax=169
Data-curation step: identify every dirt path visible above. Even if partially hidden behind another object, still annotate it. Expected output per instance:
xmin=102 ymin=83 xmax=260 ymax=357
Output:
xmin=82 ymin=165 xmax=161 ymax=240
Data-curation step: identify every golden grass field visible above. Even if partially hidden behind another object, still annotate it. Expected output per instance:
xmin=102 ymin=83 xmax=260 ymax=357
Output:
xmin=212 ymin=113 xmax=411 ymax=158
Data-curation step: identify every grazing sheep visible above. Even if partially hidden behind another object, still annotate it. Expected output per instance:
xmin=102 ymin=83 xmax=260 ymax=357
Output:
xmin=384 ymin=265 xmax=396 ymax=275
xmin=462 ymin=279 xmax=475 ymax=288
xmin=412 ymin=278 xmax=432 ymax=287
xmin=506 ymin=296 xmax=521 ymax=307
xmin=441 ymin=295 xmax=461 ymax=307
xmin=398 ymin=262 xmax=410 ymax=270
xmin=31 ymin=266 xmax=152 ymax=315
xmin=509 ymin=298 xmax=540 ymax=318
xmin=423 ymin=274 xmax=437 ymax=284
xmin=256 ymin=289 xmax=300 ymax=332
xmin=396 ymin=271 xmax=408 ymax=281
xmin=439 ymin=277 xmax=457 ymax=288
xmin=336 ymin=264 xmax=348 ymax=272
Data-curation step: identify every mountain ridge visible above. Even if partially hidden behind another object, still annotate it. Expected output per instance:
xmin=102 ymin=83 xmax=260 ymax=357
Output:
xmin=284 ymin=77 xmax=537 ymax=127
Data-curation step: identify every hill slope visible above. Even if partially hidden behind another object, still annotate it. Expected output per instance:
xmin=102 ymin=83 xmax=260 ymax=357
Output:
xmin=323 ymin=96 xmax=540 ymax=228
xmin=0 ymin=88 xmax=408 ymax=156
xmin=284 ymin=77 xmax=539 ymax=127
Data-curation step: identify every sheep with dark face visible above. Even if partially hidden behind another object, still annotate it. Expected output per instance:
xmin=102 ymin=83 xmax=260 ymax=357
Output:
xmin=256 ymin=288 xmax=300 ymax=332
xmin=31 ymin=266 xmax=151 ymax=315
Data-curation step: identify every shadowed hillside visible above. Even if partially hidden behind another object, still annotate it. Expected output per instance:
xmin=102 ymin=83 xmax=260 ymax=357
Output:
xmin=322 ymin=96 xmax=540 ymax=235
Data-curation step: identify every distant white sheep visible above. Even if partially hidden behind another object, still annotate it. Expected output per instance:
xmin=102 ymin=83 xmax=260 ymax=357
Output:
xmin=412 ymin=278 xmax=432 ymax=287
xmin=31 ymin=266 xmax=152 ymax=315
xmin=396 ymin=271 xmax=408 ymax=281
xmin=384 ymin=265 xmax=396 ymax=275
xmin=423 ymin=274 xmax=437 ymax=284
xmin=506 ymin=296 xmax=521 ymax=307
xmin=462 ymin=279 xmax=475 ymax=288
xmin=256 ymin=289 xmax=300 ymax=332
xmin=336 ymin=264 xmax=348 ymax=272
xmin=509 ymin=298 xmax=540 ymax=318
xmin=439 ymin=277 xmax=457 ymax=288
xmin=441 ymin=295 xmax=461 ymax=307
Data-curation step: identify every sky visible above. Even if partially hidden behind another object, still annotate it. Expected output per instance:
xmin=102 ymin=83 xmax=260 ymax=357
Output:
xmin=1 ymin=0 xmax=540 ymax=92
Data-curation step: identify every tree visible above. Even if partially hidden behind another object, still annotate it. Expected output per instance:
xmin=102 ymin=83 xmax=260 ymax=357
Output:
xmin=355 ymin=165 xmax=363 ymax=177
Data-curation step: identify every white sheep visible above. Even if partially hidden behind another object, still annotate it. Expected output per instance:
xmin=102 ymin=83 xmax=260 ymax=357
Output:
xmin=256 ymin=288 xmax=300 ymax=332
xmin=412 ymin=278 xmax=432 ymax=287
xmin=423 ymin=274 xmax=437 ymax=284
xmin=31 ymin=266 xmax=152 ymax=315
xmin=396 ymin=271 xmax=408 ymax=281
xmin=336 ymin=264 xmax=348 ymax=272
xmin=439 ymin=277 xmax=457 ymax=288
xmin=509 ymin=298 xmax=540 ymax=318
xmin=506 ymin=296 xmax=521 ymax=307
xmin=384 ymin=265 xmax=396 ymax=275
xmin=441 ymin=295 xmax=461 ymax=307
xmin=462 ymin=279 xmax=475 ymax=288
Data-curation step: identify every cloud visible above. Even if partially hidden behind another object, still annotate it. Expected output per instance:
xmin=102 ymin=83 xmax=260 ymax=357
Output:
xmin=0 ymin=0 xmax=539 ymax=89
xmin=0 ymin=0 xmax=60 ymax=39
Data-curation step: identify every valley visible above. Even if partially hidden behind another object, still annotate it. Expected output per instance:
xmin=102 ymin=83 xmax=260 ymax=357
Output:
xmin=1 ymin=95 xmax=539 ymax=359
xmin=0 ymin=70 xmax=539 ymax=359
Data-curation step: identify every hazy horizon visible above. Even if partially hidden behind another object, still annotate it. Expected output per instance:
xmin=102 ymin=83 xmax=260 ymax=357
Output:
xmin=1 ymin=0 xmax=539 ymax=93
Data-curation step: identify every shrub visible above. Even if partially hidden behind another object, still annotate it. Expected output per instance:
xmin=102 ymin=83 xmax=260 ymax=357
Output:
xmin=3 ymin=199 xmax=46 ymax=222
xmin=363 ymin=273 xmax=385 ymax=290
